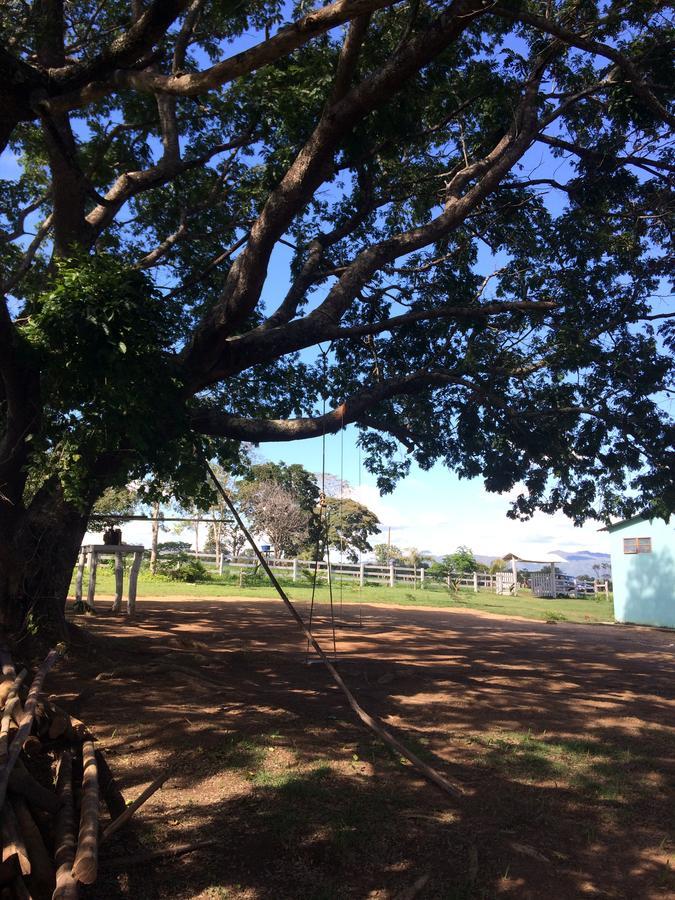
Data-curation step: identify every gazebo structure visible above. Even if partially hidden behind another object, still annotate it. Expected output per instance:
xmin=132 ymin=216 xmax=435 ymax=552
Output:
xmin=501 ymin=552 xmax=567 ymax=597
xmin=74 ymin=543 xmax=144 ymax=615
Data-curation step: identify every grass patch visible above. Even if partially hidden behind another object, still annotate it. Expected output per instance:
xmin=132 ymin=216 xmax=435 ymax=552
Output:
xmin=69 ymin=567 xmax=615 ymax=624
xmin=469 ymin=729 xmax=658 ymax=803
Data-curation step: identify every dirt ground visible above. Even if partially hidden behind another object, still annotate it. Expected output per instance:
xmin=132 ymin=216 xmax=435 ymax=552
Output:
xmin=54 ymin=597 xmax=674 ymax=900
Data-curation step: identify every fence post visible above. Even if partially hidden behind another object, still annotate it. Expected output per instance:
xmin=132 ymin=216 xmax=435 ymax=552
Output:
xmin=473 ymin=572 xmax=478 ymax=593
xmin=218 ymin=554 xmax=224 ymax=576
xmin=420 ymin=566 xmax=425 ymax=588
xmin=292 ymin=559 xmax=299 ymax=582
xmin=359 ymin=561 xmax=365 ymax=587
xmin=389 ymin=562 xmax=395 ymax=588
xmin=604 ymin=580 xmax=609 ymax=598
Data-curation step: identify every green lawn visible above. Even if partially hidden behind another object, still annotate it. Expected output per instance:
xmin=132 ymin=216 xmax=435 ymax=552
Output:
xmin=70 ymin=564 xmax=615 ymax=624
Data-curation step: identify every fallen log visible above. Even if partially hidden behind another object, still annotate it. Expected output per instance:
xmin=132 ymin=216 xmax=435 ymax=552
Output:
xmin=12 ymin=797 xmax=55 ymax=898
xmin=9 ymin=761 xmax=60 ymax=815
xmin=71 ymin=743 xmax=98 ymax=885
xmin=52 ymin=752 xmax=78 ymax=900
xmin=0 ymin=683 xmax=14 ymax=709
xmin=0 ymin=803 xmax=30 ymax=876
xmin=0 ymin=698 xmax=20 ymax=766
xmin=0 ymin=650 xmax=62 ymax=811
xmin=95 ymin=751 xmax=126 ymax=821
xmin=0 ymin=647 xmax=15 ymax=681
xmin=0 ymin=673 xmax=28 ymax=765
xmin=101 ymin=839 xmax=218 ymax=869
xmin=33 ymin=700 xmax=89 ymax=744
xmin=9 ymin=875 xmax=31 ymax=900
xmin=101 ymin=769 xmax=171 ymax=844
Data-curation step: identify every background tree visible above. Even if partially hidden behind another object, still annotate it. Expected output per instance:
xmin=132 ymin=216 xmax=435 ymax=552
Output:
xmin=0 ymin=0 xmax=673 ymax=634
xmin=446 ymin=546 xmax=478 ymax=574
xmin=89 ymin=486 xmax=138 ymax=533
xmin=426 ymin=556 xmax=454 ymax=582
xmin=317 ymin=497 xmax=380 ymax=562
xmin=373 ymin=544 xmax=406 ymax=566
xmin=243 ymin=482 xmax=310 ymax=558
xmin=404 ymin=548 xmax=426 ymax=569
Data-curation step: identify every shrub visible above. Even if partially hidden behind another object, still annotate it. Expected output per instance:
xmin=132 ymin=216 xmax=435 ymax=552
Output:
xmin=545 ymin=611 xmax=567 ymax=624
xmin=156 ymin=553 xmax=210 ymax=583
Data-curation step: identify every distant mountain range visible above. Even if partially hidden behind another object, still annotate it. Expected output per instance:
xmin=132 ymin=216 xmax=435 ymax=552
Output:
xmin=473 ymin=550 xmax=611 ymax=578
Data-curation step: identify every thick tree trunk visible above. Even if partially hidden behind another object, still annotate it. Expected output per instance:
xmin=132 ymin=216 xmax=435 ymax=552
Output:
xmin=0 ymin=481 xmax=89 ymax=639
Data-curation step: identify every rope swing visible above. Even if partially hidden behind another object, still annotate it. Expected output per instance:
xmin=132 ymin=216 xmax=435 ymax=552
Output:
xmin=306 ymin=345 xmax=337 ymax=662
xmin=204 ymin=460 xmax=463 ymax=803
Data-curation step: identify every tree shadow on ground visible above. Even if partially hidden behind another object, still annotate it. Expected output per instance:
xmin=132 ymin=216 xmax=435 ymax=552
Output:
xmin=62 ymin=599 xmax=674 ymax=900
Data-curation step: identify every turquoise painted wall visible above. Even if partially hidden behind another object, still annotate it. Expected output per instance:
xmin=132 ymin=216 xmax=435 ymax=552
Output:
xmin=608 ymin=517 xmax=675 ymax=629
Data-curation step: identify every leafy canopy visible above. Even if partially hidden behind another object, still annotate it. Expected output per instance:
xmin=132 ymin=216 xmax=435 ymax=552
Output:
xmin=0 ymin=0 xmax=673 ymax=531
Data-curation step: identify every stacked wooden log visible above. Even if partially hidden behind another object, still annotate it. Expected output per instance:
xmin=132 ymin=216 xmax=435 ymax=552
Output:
xmin=0 ymin=645 xmax=101 ymax=900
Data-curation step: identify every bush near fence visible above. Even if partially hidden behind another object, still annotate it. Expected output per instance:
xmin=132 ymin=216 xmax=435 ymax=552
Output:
xmin=151 ymin=552 xmax=610 ymax=596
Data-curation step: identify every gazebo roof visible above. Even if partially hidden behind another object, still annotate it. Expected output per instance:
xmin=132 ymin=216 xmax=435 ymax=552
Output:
xmin=502 ymin=551 xmax=566 ymax=565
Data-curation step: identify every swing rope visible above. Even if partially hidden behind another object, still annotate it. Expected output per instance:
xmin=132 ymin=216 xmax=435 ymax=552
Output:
xmin=357 ymin=441 xmax=363 ymax=628
xmin=305 ymin=346 xmax=337 ymax=661
xmin=338 ymin=409 xmax=345 ymax=622
xmin=204 ymin=459 xmax=462 ymax=802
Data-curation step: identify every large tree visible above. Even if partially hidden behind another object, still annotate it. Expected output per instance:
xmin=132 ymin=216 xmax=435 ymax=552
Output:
xmin=0 ymin=0 xmax=673 ymax=635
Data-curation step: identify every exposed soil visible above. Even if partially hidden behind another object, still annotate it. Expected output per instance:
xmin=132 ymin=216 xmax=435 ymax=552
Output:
xmin=53 ymin=598 xmax=674 ymax=900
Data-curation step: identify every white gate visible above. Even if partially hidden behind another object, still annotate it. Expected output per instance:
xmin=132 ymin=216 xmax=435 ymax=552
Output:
xmin=531 ymin=571 xmax=557 ymax=598
xmin=495 ymin=572 xmax=516 ymax=595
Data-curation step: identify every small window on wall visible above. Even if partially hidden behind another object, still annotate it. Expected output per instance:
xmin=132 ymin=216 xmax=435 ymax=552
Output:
xmin=623 ymin=537 xmax=652 ymax=554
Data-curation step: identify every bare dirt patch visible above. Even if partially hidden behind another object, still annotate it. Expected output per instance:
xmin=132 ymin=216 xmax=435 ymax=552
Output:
xmin=56 ymin=599 xmax=674 ymax=899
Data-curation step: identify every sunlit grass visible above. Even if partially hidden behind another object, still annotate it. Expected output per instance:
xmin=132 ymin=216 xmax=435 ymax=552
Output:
xmin=69 ymin=564 xmax=614 ymax=624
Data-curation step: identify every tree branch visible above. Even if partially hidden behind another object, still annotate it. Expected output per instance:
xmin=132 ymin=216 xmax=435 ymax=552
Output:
xmin=48 ymin=0 xmax=398 ymax=112
xmin=191 ymin=368 xmax=476 ymax=441
xmin=46 ymin=0 xmax=193 ymax=93
xmin=494 ymin=5 xmax=675 ymax=128
xmin=183 ymin=0 xmax=489 ymax=382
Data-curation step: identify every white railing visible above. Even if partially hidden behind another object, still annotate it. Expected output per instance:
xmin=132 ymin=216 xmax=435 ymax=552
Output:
xmin=157 ymin=551 xmax=507 ymax=590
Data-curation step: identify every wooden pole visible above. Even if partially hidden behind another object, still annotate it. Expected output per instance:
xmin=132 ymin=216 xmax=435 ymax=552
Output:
xmin=0 ymin=649 xmax=61 ymax=810
xmin=1 ymin=802 xmax=31 ymax=875
xmin=101 ymin=769 xmax=171 ymax=844
xmin=74 ymin=550 xmax=86 ymax=605
xmin=111 ymin=550 xmax=124 ymax=613
xmin=86 ymin=550 xmax=97 ymax=610
xmin=205 ymin=463 xmax=463 ymax=802
xmin=127 ymin=551 xmax=143 ymax=617
xmin=53 ymin=751 xmax=78 ymax=900
xmin=12 ymin=797 xmax=55 ymax=897
xmin=0 ymin=646 xmax=15 ymax=680
xmin=101 ymin=839 xmax=218 ymax=870
xmin=72 ymin=742 xmax=98 ymax=885
xmin=9 ymin=759 xmax=61 ymax=814
xmin=95 ymin=750 xmax=126 ymax=822
xmin=0 ymin=670 xmax=27 ymax=764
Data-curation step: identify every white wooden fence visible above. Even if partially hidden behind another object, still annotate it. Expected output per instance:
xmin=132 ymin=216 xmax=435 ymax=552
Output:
xmin=158 ymin=551 xmax=610 ymax=595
